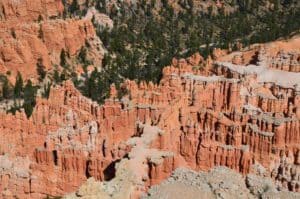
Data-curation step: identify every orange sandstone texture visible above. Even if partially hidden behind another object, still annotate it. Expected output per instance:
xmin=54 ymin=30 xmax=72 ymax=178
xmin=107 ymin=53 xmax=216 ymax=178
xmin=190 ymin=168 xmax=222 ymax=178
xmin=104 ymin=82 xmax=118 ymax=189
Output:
xmin=0 ymin=0 xmax=64 ymax=22
xmin=0 ymin=36 xmax=300 ymax=198
xmin=0 ymin=0 xmax=104 ymax=82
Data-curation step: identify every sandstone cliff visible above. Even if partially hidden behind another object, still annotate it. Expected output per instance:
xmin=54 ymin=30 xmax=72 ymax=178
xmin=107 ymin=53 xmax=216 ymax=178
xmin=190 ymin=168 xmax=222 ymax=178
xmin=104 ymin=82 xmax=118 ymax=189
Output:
xmin=0 ymin=33 xmax=299 ymax=198
xmin=0 ymin=0 xmax=104 ymax=82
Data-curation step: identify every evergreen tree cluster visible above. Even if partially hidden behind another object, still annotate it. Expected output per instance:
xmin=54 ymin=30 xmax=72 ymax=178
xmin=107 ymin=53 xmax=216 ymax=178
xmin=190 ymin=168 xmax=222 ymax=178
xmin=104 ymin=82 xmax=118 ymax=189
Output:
xmin=0 ymin=68 xmax=52 ymax=118
xmin=0 ymin=72 xmax=38 ymax=117
xmin=74 ymin=0 xmax=300 ymax=104
xmin=2 ymin=0 xmax=299 ymax=114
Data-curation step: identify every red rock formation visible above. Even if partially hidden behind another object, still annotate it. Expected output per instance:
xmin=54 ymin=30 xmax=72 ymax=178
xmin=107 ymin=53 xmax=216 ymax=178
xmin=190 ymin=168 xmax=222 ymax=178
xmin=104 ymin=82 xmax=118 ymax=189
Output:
xmin=0 ymin=0 xmax=104 ymax=82
xmin=0 ymin=37 xmax=300 ymax=198
xmin=0 ymin=0 xmax=64 ymax=22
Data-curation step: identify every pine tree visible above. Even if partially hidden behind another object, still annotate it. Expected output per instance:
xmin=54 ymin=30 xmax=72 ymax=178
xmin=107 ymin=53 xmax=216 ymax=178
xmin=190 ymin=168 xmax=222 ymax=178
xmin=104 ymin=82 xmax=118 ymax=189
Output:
xmin=37 ymin=58 xmax=46 ymax=82
xmin=23 ymin=80 xmax=36 ymax=118
xmin=14 ymin=72 xmax=23 ymax=98
xmin=53 ymin=69 xmax=61 ymax=84
xmin=69 ymin=0 xmax=80 ymax=15
xmin=96 ymin=0 xmax=106 ymax=13
xmin=2 ymin=77 xmax=12 ymax=99
xmin=60 ymin=49 xmax=68 ymax=68
xmin=78 ymin=47 xmax=88 ymax=64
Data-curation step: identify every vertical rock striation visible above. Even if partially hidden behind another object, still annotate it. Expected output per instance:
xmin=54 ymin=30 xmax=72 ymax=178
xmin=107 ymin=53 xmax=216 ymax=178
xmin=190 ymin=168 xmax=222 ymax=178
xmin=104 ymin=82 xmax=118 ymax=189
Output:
xmin=1 ymin=35 xmax=300 ymax=198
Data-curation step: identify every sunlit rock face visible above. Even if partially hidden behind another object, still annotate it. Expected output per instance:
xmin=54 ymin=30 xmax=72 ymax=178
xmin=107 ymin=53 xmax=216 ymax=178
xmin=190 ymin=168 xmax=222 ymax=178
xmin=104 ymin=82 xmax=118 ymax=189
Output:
xmin=0 ymin=19 xmax=300 ymax=199
xmin=0 ymin=0 xmax=104 ymax=82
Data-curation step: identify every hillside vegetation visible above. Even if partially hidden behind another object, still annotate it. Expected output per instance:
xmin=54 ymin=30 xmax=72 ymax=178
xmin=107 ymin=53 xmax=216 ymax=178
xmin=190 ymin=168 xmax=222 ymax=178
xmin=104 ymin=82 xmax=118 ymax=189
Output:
xmin=74 ymin=0 xmax=300 ymax=103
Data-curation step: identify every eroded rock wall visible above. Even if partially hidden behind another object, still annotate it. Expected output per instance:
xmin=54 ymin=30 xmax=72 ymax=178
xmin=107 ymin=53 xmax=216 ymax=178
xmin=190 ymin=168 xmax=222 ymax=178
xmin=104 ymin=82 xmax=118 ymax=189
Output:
xmin=0 ymin=37 xmax=299 ymax=198
xmin=0 ymin=0 xmax=104 ymax=82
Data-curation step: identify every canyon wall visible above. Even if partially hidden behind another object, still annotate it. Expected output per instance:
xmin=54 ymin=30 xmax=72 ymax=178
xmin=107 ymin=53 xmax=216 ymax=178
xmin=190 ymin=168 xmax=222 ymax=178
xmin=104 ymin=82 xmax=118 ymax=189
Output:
xmin=0 ymin=0 xmax=104 ymax=82
xmin=0 ymin=34 xmax=300 ymax=198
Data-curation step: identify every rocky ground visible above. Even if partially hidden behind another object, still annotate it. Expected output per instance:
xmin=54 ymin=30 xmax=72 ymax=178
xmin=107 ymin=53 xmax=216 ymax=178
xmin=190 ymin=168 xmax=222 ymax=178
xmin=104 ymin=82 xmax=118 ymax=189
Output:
xmin=143 ymin=167 xmax=300 ymax=199
xmin=0 ymin=35 xmax=300 ymax=198
xmin=0 ymin=1 xmax=300 ymax=199
xmin=64 ymin=166 xmax=300 ymax=199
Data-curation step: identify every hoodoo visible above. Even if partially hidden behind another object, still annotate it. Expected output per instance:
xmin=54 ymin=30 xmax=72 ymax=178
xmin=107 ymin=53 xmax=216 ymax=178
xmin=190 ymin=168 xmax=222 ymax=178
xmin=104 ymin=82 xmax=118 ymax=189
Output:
xmin=0 ymin=0 xmax=300 ymax=198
